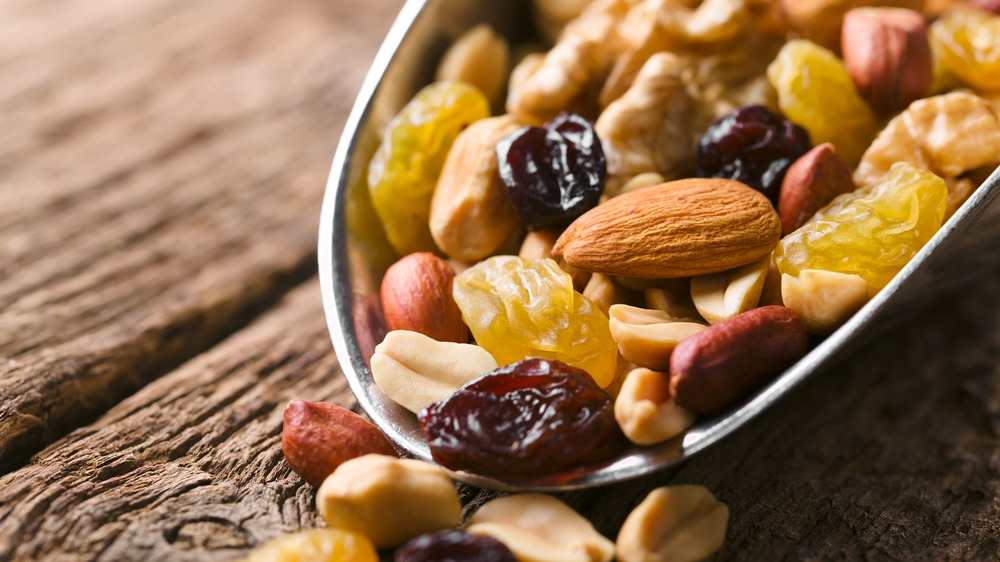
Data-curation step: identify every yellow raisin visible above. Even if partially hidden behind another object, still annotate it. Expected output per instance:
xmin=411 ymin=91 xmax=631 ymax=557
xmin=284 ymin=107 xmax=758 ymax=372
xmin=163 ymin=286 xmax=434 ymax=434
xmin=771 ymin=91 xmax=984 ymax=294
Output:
xmin=767 ymin=39 xmax=878 ymax=165
xmin=452 ymin=256 xmax=618 ymax=388
xmin=930 ymin=8 xmax=1000 ymax=92
xmin=245 ymin=528 xmax=378 ymax=562
xmin=367 ymin=81 xmax=490 ymax=256
xmin=774 ymin=162 xmax=947 ymax=293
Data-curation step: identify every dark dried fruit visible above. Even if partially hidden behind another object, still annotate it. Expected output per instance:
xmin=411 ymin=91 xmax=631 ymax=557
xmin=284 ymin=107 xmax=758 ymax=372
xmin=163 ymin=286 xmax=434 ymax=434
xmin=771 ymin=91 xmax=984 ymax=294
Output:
xmin=696 ymin=105 xmax=811 ymax=205
xmin=419 ymin=358 xmax=620 ymax=477
xmin=496 ymin=112 xmax=606 ymax=230
xmin=395 ymin=530 xmax=516 ymax=562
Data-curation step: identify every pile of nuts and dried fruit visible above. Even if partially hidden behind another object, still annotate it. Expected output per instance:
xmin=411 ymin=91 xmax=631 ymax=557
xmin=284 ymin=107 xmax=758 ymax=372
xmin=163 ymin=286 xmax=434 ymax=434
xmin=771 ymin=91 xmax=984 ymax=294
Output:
xmin=254 ymin=0 xmax=1000 ymax=560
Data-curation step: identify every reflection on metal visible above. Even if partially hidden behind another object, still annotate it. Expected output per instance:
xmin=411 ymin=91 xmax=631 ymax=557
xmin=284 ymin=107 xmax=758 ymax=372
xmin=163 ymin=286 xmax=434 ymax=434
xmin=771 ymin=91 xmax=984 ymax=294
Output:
xmin=318 ymin=0 xmax=1000 ymax=491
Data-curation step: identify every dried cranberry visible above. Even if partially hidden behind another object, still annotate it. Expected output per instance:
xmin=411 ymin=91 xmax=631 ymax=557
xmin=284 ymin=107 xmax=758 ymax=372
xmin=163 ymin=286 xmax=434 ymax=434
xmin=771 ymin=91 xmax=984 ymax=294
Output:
xmin=395 ymin=530 xmax=516 ymax=562
xmin=496 ymin=112 xmax=606 ymax=230
xmin=696 ymin=104 xmax=811 ymax=205
xmin=419 ymin=358 xmax=619 ymax=477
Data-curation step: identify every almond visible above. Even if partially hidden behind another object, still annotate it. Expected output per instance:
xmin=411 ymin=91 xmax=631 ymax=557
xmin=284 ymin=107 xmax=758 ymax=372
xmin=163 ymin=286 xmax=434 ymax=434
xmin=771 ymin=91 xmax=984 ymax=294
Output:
xmin=779 ymin=143 xmax=856 ymax=234
xmin=842 ymin=7 xmax=931 ymax=115
xmin=380 ymin=252 xmax=468 ymax=343
xmin=551 ymin=179 xmax=782 ymax=278
xmin=281 ymin=401 xmax=396 ymax=488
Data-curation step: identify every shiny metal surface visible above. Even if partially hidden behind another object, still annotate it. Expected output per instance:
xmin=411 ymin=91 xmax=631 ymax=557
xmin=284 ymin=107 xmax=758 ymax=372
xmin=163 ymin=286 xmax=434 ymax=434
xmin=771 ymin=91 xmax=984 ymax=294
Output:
xmin=319 ymin=0 xmax=1000 ymax=491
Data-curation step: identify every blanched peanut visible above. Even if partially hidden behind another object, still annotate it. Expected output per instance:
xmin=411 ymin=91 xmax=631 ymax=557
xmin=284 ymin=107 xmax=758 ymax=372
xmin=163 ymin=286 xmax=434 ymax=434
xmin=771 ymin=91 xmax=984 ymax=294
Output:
xmin=370 ymin=330 xmax=498 ymax=414
xmin=616 ymin=485 xmax=729 ymax=562
xmin=615 ymin=368 xmax=696 ymax=445
xmin=316 ymin=454 xmax=462 ymax=549
xmin=609 ymin=305 xmax=707 ymax=371
xmin=689 ymin=256 xmax=769 ymax=324
xmin=466 ymin=493 xmax=615 ymax=562
xmin=644 ymin=279 xmax=702 ymax=322
xmin=436 ymin=24 xmax=511 ymax=108
xmin=781 ymin=269 xmax=869 ymax=335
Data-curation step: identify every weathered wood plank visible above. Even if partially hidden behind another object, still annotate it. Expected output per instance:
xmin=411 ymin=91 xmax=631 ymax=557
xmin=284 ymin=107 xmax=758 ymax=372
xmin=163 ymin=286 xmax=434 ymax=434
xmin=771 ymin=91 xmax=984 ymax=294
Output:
xmin=2 ymin=275 xmax=999 ymax=561
xmin=0 ymin=280 xmax=341 ymax=561
xmin=0 ymin=0 xmax=405 ymax=471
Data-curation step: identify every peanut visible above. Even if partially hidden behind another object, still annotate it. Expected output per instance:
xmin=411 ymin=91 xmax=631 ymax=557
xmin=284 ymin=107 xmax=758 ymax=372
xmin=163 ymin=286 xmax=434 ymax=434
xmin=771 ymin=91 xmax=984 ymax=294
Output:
xmin=609 ymin=305 xmax=707 ymax=371
xmin=466 ymin=493 xmax=615 ymax=562
xmin=670 ymin=305 xmax=809 ymax=414
xmin=615 ymin=368 xmax=696 ymax=445
xmin=370 ymin=330 xmax=499 ymax=414
xmin=781 ymin=269 xmax=870 ymax=335
xmin=689 ymin=256 xmax=769 ymax=325
xmin=616 ymin=485 xmax=729 ymax=562
xmin=316 ymin=454 xmax=462 ymax=549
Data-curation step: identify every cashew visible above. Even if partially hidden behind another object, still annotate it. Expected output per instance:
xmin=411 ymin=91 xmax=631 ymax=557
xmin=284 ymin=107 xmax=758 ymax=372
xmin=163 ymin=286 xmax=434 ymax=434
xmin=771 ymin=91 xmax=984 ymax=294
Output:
xmin=436 ymin=25 xmax=511 ymax=109
xmin=854 ymin=91 xmax=1000 ymax=217
xmin=689 ymin=256 xmax=769 ymax=324
xmin=609 ymin=305 xmax=707 ymax=370
xmin=619 ymin=172 xmax=666 ymax=195
xmin=316 ymin=454 xmax=462 ymax=549
xmin=430 ymin=116 xmax=524 ymax=261
xmin=616 ymin=485 xmax=729 ymax=562
xmin=370 ymin=330 xmax=498 ymax=414
xmin=781 ymin=269 xmax=869 ymax=335
xmin=615 ymin=367 xmax=696 ymax=445
xmin=466 ymin=493 xmax=615 ymax=562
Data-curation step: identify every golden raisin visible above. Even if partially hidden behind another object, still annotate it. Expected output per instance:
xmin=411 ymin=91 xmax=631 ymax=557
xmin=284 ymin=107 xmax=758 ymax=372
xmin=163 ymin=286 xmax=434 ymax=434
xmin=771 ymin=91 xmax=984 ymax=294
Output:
xmin=774 ymin=162 xmax=947 ymax=293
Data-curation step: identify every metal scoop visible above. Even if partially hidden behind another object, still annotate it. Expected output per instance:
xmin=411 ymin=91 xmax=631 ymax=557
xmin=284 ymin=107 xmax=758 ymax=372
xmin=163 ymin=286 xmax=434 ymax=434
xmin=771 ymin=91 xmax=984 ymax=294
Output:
xmin=318 ymin=0 xmax=1000 ymax=491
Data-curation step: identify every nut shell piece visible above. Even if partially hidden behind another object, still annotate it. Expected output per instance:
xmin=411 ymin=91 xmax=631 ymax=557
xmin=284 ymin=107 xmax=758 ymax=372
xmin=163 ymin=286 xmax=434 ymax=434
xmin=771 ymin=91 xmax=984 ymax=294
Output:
xmin=552 ymin=178 xmax=781 ymax=279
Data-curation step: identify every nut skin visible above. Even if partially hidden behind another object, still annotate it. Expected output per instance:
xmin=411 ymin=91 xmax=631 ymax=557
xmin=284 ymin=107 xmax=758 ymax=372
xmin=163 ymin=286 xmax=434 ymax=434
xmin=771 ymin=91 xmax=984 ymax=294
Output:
xmin=281 ymin=401 xmax=396 ymax=488
xmin=778 ymin=143 xmax=856 ymax=234
xmin=779 ymin=0 xmax=926 ymax=52
xmin=380 ymin=252 xmax=468 ymax=343
xmin=842 ymin=7 xmax=932 ymax=115
xmin=552 ymin=179 xmax=782 ymax=279
xmin=669 ymin=305 xmax=809 ymax=414
xmin=971 ymin=0 xmax=1000 ymax=14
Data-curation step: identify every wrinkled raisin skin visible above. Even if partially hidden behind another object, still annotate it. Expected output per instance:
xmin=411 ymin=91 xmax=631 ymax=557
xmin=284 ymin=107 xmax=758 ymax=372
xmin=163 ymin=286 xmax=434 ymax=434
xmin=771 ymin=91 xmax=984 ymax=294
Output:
xmin=419 ymin=358 xmax=620 ymax=477
xmin=496 ymin=112 xmax=606 ymax=230
xmin=697 ymin=104 xmax=811 ymax=205
xmin=395 ymin=530 xmax=516 ymax=562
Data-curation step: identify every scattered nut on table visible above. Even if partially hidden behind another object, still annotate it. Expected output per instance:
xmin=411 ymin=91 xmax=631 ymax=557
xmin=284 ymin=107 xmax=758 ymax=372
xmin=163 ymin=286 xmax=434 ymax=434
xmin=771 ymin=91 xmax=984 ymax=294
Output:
xmin=465 ymin=493 xmax=615 ymax=562
xmin=616 ymin=485 xmax=729 ymax=562
xmin=316 ymin=454 xmax=462 ymax=549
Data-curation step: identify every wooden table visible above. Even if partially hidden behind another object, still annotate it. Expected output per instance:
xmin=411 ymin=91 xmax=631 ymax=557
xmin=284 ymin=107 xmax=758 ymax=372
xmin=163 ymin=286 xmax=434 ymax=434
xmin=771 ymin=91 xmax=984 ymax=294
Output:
xmin=1 ymin=1 xmax=998 ymax=560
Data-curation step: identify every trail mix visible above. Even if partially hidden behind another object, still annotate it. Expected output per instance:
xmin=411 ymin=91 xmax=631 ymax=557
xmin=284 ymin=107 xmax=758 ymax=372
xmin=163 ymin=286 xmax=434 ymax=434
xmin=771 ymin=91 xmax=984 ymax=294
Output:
xmin=258 ymin=0 xmax=1000 ymax=560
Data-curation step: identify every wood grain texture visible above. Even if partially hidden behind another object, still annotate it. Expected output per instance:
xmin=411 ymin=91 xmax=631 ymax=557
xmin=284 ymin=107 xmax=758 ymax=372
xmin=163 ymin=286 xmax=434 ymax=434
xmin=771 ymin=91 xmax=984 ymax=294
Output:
xmin=0 ymin=0 xmax=405 ymax=470
xmin=0 ymin=281 xmax=343 ymax=561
